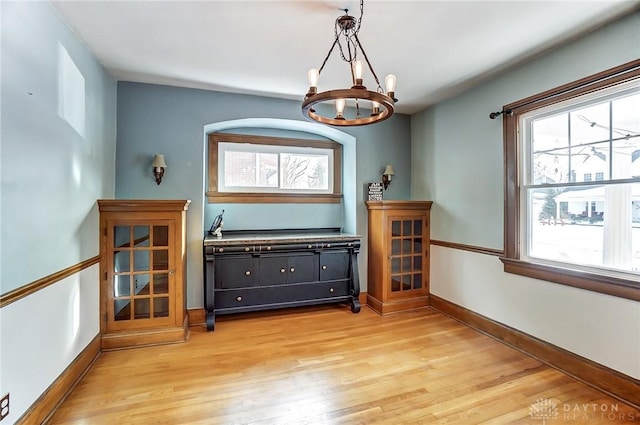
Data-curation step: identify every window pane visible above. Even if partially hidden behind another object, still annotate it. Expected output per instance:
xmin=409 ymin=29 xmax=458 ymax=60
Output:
xmin=392 ymin=220 xmax=401 ymax=236
xmin=114 ymin=251 xmax=130 ymax=273
xmin=153 ymin=226 xmax=168 ymax=246
xmin=114 ymin=299 xmax=130 ymax=321
xmin=574 ymin=141 xmax=609 ymax=182
xmin=531 ymin=114 xmax=569 ymax=184
xmin=153 ymin=297 xmax=169 ymax=318
xmin=134 ymin=274 xmax=150 ymax=295
xmin=133 ymin=250 xmax=149 ymax=271
xmin=134 ymin=299 xmax=150 ymax=320
xmin=612 ymin=92 xmax=640 ymax=136
xmin=612 ymin=137 xmax=639 ymax=180
xmin=153 ymin=249 xmax=169 ymax=270
xmin=413 ymin=273 xmax=422 ymax=289
xmin=133 ymin=226 xmax=149 ymax=247
xmin=114 ymin=226 xmax=130 ymax=248
xmin=224 ymin=151 xmax=278 ymax=187
xmin=528 ymin=183 xmax=640 ymax=274
xmin=402 ymin=256 xmax=411 ymax=273
xmin=280 ymin=154 xmax=329 ymax=190
xmin=153 ymin=273 xmax=169 ymax=295
xmin=570 ymin=102 xmax=610 ymax=145
xmin=114 ymin=275 xmax=130 ymax=297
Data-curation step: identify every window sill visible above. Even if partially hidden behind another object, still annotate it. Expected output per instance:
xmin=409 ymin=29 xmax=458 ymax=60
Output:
xmin=500 ymin=257 xmax=640 ymax=301
xmin=206 ymin=192 xmax=342 ymax=204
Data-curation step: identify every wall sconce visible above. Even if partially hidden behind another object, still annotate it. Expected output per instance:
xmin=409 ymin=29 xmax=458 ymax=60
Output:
xmin=382 ymin=164 xmax=394 ymax=190
xmin=151 ymin=154 xmax=167 ymax=185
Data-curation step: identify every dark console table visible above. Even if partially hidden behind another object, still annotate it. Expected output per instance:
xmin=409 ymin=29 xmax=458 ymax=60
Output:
xmin=203 ymin=228 xmax=361 ymax=331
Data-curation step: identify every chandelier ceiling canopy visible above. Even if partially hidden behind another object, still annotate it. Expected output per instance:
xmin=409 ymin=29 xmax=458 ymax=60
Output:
xmin=302 ymin=0 xmax=397 ymax=127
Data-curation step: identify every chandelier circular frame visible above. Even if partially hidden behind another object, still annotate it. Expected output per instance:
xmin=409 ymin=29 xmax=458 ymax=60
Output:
xmin=302 ymin=89 xmax=395 ymax=127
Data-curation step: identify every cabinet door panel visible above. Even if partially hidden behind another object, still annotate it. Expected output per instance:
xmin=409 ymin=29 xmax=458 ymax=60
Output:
xmin=319 ymin=251 xmax=350 ymax=281
xmin=260 ymin=255 xmax=289 ymax=285
xmin=216 ymin=257 xmax=259 ymax=289
xmin=287 ymin=254 xmax=317 ymax=283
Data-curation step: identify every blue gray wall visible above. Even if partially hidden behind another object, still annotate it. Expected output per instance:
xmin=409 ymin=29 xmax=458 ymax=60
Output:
xmin=115 ymin=82 xmax=411 ymax=307
xmin=411 ymin=11 xmax=640 ymax=249
xmin=1 ymin=1 xmax=117 ymax=294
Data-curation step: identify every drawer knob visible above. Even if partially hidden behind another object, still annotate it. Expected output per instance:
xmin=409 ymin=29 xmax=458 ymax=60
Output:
xmin=266 ymin=246 xmax=272 ymax=251
xmin=236 ymin=296 xmax=242 ymax=302
xmin=245 ymin=270 xmax=251 ymax=276
xmin=290 ymin=267 xmax=295 ymax=273
xmin=244 ymin=247 xmax=250 ymax=252
xmin=329 ymin=288 xmax=334 ymax=293
xmin=280 ymin=268 xmax=286 ymax=273
xmin=322 ymin=265 xmax=327 ymax=270
xmin=307 ymin=244 xmax=313 ymax=249
xmin=218 ymin=248 xmax=224 ymax=253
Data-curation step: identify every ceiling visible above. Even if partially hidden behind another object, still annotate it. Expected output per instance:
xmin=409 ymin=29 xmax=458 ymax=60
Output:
xmin=51 ymin=0 xmax=639 ymax=115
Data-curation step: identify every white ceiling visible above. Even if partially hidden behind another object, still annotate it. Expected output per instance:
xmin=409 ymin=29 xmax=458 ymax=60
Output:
xmin=51 ymin=0 xmax=639 ymax=115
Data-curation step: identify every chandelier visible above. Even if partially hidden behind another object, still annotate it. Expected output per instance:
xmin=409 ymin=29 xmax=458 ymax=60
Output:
xmin=302 ymin=0 xmax=397 ymax=127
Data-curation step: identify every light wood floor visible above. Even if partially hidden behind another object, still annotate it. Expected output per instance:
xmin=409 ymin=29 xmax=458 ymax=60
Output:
xmin=49 ymin=305 xmax=640 ymax=424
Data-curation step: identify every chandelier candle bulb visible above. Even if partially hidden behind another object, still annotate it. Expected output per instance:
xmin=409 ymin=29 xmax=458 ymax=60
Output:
xmin=353 ymin=60 xmax=364 ymax=87
xmin=335 ymin=99 xmax=346 ymax=119
xmin=385 ymin=74 xmax=397 ymax=99
xmin=371 ymin=101 xmax=380 ymax=116
xmin=307 ymin=68 xmax=319 ymax=94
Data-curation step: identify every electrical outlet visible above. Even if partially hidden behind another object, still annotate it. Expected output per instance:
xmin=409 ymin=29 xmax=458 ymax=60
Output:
xmin=0 ymin=393 xmax=9 ymax=421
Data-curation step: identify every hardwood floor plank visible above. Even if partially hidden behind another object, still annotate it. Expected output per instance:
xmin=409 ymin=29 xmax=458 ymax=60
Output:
xmin=48 ymin=305 xmax=640 ymax=424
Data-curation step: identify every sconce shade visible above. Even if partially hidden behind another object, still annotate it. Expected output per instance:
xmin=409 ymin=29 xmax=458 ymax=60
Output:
xmin=152 ymin=154 xmax=167 ymax=185
xmin=381 ymin=164 xmax=394 ymax=190
xmin=151 ymin=154 xmax=167 ymax=168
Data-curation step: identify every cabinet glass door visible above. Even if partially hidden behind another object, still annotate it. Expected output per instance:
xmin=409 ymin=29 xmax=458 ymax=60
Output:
xmin=388 ymin=217 xmax=424 ymax=297
xmin=107 ymin=220 xmax=174 ymax=331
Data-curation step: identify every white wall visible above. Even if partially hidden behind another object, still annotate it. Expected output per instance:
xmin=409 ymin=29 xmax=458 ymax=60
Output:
xmin=431 ymin=246 xmax=640 ymax=379
xmin=0 ymin=266 xmax=101 ymax=424
xmin=411 ymin=11 xmax=640 ymax=379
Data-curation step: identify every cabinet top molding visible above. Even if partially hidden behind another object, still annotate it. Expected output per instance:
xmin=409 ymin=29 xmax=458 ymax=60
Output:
xmin=98 ymin=199 xmax=191 ymax=212
xmin=365 ymin=200 xmax=433 ymax=210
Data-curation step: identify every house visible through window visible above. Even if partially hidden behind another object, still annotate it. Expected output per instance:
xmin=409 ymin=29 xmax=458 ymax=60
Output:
xmin=502 ymin=60 xmax=640 ymax=300
xmin=207 ymin=133 xmax=342 ymax=203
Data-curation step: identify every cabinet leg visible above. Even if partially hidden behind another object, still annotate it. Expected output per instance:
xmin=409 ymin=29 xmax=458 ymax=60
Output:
xmin=350 ymin=297 xmax=361 ymax=313
xmin=206 ymin=311 xmax=215 ymax=332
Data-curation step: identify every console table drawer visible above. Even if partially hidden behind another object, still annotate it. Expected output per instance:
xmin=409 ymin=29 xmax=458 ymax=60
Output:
xmin=215 ymin=282 xmax=350 ymax=310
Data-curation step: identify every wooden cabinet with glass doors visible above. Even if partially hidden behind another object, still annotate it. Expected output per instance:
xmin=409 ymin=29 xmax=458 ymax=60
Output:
xmin=98 ymin=200 xmax=190 ymax=350
xmin=365 ymin=201 xmax=432 ymax=315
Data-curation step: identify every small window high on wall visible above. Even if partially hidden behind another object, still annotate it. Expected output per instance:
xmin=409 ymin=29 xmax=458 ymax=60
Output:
xmin=501 ymin=59 xmax=640 ymax=301
xmin=207 ymin=133 xmax=342 ymax=203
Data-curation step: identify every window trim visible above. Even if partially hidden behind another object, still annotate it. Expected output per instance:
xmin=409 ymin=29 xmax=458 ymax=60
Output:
xmin=501 ymin=59 xmax=640 ymax=301
xmin=207 ymin=133 xmax=342 ymax=204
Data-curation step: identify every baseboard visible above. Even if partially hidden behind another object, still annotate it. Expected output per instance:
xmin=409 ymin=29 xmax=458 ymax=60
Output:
xmin=187 ymin=292 xmax=369 ymax=327
xmin=187 ymin=307 xmax=206 ymax=326
xmin=16 ymin=334 xmax=101 ymax=425
xmin=430 ymin=294 xmax=640 ymax=410
xmin=101 ymin=315 xmax=189 ymax=350
xmin=366 ymin=294 xmax=430 ymax=315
